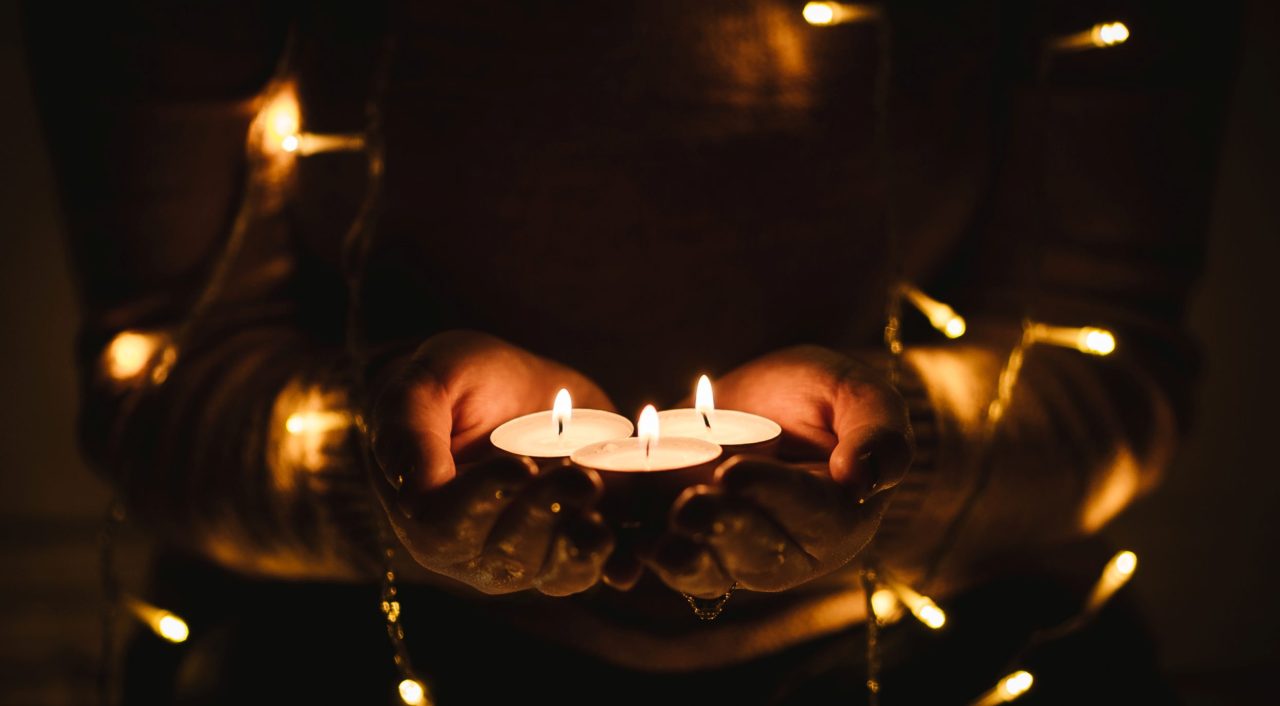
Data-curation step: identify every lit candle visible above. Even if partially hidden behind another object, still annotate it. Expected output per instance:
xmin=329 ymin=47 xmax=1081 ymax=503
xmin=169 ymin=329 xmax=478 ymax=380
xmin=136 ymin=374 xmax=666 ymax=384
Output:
xmin=572 ymin=405 xmax=722 ymax=533
xmin=656 ymin=375 xmax=782 ymax=455
xmin=571 ymin=405 xmax=723 ymax=473
xmin=489 ymin=388 xmax=633 ymax=459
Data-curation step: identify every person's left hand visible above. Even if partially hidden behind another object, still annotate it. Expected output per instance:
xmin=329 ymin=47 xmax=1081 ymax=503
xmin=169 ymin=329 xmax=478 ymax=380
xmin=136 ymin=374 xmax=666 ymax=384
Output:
xmin=647 ymin=345 xmax=913 ymax=598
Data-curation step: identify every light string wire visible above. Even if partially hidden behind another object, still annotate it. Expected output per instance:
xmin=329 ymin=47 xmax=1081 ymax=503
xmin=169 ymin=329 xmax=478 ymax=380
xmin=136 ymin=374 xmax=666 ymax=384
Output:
xmin=847 ymin=12 xmax=1134 ymax=703
xmin=326 ymin=17 xmax=435 ymax=705
xmin=865 ymin=5 xmax=895 ymax=705
xmin=94 ymin=30 xmax=301 ymax=706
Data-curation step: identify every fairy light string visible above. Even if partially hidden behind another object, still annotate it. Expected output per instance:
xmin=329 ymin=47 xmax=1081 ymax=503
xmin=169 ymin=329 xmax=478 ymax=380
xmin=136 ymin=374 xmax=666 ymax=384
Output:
xmin=91 ymin=8 xmax=1143 ymax=705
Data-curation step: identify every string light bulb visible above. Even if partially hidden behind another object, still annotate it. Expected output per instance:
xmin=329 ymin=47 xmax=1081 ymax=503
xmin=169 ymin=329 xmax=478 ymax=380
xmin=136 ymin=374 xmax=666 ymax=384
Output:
xmin=1091 ymin=21 xmax=1130 ymax=47
xmin=900 ymin=283 xmax=967 ymax=339
xmin=882 ymin=574 xmax=947 ymax=629
xmin=102 ymin=330 xmax=177 ymax=385
xmin=870 ymin=588 xmax=903 ymax=625
xmin=285 ymin=409 xmax=352 ymax=436
xmin=398 ymin=678 xmax=429 ymax=706
xmin=125 ymin=597 xmax=189 ymax=644
xmin=1086 ymin=549 xmax=1138 ymax=612
xmin=971 ymin=670 xmax=1035 ymax=705
xmin=1027 ymin=323 xmax=1116 ymax=356
xmin=1049 ymin=20 xmax=1131 ymax=52
xmin=802 ymin=2 xmax=880 ymax=27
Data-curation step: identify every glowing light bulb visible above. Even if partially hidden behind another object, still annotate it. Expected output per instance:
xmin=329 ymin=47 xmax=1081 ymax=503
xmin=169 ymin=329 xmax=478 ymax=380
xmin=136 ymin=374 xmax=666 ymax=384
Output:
xmin=870 ymin=588 xmax=903 ymax=624
xmin=156 ymin=614 xmax=189 ymax=643
xmin=1115 ymin=549 xmax=1137 ymax=575
xmin=1092 ymin=21 xmax=1130 ymax=47
xmin=126 ymin=597 xmax=189 ymax=644
xmin=901 ymin=284 xmax=967 ymax=339
xmin=398 ymin=678 xmax=428 ymax=705
xmin=103 ymin=330 xmax=176 ymax=384
xmin=553 ymin=388 xmax=572 ymax=437
xmin=258 ymin=84 xmax=301 ymax=155
xmin=1079 ymin=327 xmax=1116 ymax=356
xmin=285 ymin=410 xmax=350 ymax=435
xmin=1027 ymin=323 xmax=1116 ymax=356
xmin=104 ymin=331 xmax=158 ymax=380
xmin=971 ymin=670 xmax=1035 ymax=706
xmin=917 ymin=601 xmax=947 ymax=629
xmin=1050 ymin=20 xmax=1130 ymax=53
xmin=882 ymin=574 xmax=947 ymax=630
xmin=802 ymin=2 xmax=878 ymax=26
xmin=803 ymin=2 xmax=836 ymax=25
xmin=1086 ymin=549 xmax=1138 ymax=612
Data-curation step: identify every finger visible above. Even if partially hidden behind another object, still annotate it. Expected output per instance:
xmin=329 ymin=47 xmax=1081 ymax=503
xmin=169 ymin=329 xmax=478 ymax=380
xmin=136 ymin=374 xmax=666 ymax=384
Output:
xmin=471 ymin=465 xmax=598 ymax=592
xmin=371 ymin=372 xmax=457 ymax=492
xmin=829 ymin=373 xmax=912 ymax=494
xmin=602 ymin=551 xmax=644 ymax=591
xmin=647 ymin=534 xmax=734 ymax=599
xmin=715 ymin=457 xmax=860 ymax=559
xmin=399 ymin=455 xmax=535 ymax=567
xmin=535 ymin=511 xmax=615 ymax=596
xmin=829 ymin=425 xmax=913 ymax=499
xmin=670 ymin=489 xmax=815 ymax=591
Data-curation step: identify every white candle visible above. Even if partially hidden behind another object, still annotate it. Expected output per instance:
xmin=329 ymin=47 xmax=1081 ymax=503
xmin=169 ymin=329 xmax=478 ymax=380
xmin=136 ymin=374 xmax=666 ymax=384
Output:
xmin=571 ymin=404 xmax=722 ymax=472
xmin=656 ymin=375 xmax=781 ymax=451
xmin=490 ymin=388 xmax=633 ymax=459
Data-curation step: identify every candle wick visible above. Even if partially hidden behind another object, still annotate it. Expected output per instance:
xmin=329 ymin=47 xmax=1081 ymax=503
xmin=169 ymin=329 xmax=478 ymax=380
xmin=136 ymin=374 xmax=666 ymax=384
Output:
xmin=645 ymin=437 xmax=651 ymax=459
xmin=557 ymin=419 xmax=564 ymax=437
xmin=701 ymin=411 xmax=712 ymax=430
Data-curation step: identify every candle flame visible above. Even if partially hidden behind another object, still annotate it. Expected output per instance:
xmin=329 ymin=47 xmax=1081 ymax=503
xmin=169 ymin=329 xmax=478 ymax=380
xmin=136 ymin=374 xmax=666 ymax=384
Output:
xmin=638 ymin=404 xmax=659 ymax=457
xmin=695 ymin=374 xmax=715 ymax=430
xmin=552 ymin=388 xmax=572 ymax=438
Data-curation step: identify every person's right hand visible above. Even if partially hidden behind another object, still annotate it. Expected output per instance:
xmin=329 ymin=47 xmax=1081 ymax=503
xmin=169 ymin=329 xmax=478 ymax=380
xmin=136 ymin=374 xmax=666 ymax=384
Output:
xmin=368 ymin=330 xmax=616 ymax=596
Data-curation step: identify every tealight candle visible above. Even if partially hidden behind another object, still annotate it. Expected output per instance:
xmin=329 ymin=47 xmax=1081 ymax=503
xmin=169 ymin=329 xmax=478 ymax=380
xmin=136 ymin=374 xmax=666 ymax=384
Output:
xmin=490 ymin=389 xmax=633 ymax=459
xmin=657 ymin=375 xmax=782 ymax=455
xmin=573 ymin=405 xmax=722 ymax=533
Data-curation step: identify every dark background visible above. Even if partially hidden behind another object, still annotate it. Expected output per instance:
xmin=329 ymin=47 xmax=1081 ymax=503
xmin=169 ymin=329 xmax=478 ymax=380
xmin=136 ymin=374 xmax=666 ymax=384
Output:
xmin=1 ymin=0 xmax=1275 ymax=703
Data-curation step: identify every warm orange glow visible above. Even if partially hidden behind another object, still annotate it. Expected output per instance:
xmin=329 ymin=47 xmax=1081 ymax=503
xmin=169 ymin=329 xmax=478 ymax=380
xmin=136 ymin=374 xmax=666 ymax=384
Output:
xmin=398 ymin=678 xmax=428 ymax=705
xmin=1091 ymin=21 xmax=1130 ymax=47
xmin=803 ymin=2 xmax=836 ymax=24
xmin=803 ymin=2 xmax=878 ymax=26
xmin=104 ymin=331 xmax=158 ymax=380
xmin=258 ymin=84 xmax=301 ymax=155
xmin=1080 ymin=447 xmax=1142 ymax=531
xmin=638 ymin=404 xmax=660 ymax=448
xmin=1086 ymin=550 xmax=1138 ymax=612
xmin=870 ymin=588 xmax=903 ymax=625
xmin=695 ymin=374 xmax=716 ymax=429
xmin=1028 ymin=323 xmax=1116 ymax=356
xmin=285 ymin=410 xmax=350 ymax=436
xmin=901 ymin=284 xmax=967 ymax=339
xmin=971 ymin=670 xmax=1035 ymax=706
xmin=883 ymin=575 xmax=946 ymax=629
xmin=1050 ymin=21 xmax=1130 ymax=52
xmin=126 ymin=597 xmax=189 ymax=643
xmin=552 ymin=388 xmax=572 ymax=437
xmin=103 ymin=330 xmax=176 ymax=384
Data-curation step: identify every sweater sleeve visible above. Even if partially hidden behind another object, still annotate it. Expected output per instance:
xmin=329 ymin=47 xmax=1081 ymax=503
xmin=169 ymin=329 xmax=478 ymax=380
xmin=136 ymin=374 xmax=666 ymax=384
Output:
xmin=23 ymin=0 xmax=382 ymax=579
xmin=875 ymin=0 xmax=1239 ymax=584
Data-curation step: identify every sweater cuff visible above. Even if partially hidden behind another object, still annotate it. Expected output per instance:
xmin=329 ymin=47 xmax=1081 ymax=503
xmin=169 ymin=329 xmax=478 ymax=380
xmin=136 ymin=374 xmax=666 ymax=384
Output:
xmin=872 ymin=356 xmax=941 ymax=557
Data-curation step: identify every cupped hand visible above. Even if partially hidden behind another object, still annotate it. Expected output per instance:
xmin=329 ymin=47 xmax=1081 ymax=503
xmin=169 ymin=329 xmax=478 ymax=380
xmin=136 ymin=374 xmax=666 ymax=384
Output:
xmin=369 ymin=330 xmax=616 ymax=596
xmin=648 ymin=345 xmax=913 ymax=597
